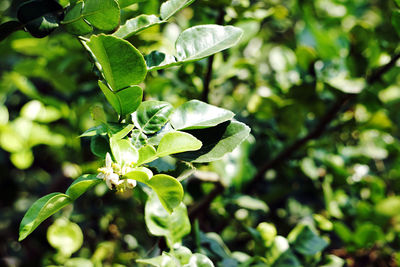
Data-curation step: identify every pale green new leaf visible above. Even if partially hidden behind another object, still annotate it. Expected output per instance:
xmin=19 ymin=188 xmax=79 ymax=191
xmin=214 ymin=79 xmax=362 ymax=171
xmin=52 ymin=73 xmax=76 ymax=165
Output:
xmin=19 ymin=193 xmax=73 ymax=241
xmin=82 ymin=0 xmax=120 ymax=31
xmin=176 ymin=25 xmax=243 ymax=62
xmin=160 ymin=0 xmax=195 ymax=20
xmin=86 ymin=35 xmax=147 ymax=91
xmin=144 ymin=191 xmax=189 ymax=242
xmin=137 ymin=252 xmax=180 ymax=267
xmin=147 ymin=175 xmax=184 ymax=213
xmin=113 ymin=14 xmax=162 ymax=39
xmin=110 ymin=138 xmax=138 ymax=165
xmin=123 ymin=167 xmax=153 ymax=183
xmin=157 ymin=131 xmax=202 ymax=158
xmin=170 ymin=100 xmax=234 ymax=130
xmin=65 ymin=174 xmax=102 ymax=200
xmin=137 ymin=144 xmax=158 ymax=165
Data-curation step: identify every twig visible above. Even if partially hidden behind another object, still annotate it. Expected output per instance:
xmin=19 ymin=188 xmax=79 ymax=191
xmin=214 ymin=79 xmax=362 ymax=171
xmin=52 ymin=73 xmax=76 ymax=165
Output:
xmin=188 ymin=181 xmax=224 ymax=221
xmin=188 ymin=52 xmax=400 ymax=219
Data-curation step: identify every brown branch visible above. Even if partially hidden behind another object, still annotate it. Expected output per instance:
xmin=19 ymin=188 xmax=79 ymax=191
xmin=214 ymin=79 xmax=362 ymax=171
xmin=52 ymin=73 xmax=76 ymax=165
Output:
xmin=188 ymin=52 xmax=400 ymax=219
xmin=244 ymin=51 xmax=400 ymax=193
xmin=188 ymin=181 xmax=224 ymax=222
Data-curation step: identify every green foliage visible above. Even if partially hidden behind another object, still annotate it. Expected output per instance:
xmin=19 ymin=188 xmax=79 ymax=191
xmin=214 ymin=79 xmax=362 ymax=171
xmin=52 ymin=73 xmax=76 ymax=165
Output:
xmin=2 ymin=0 xmax=400 ymax=266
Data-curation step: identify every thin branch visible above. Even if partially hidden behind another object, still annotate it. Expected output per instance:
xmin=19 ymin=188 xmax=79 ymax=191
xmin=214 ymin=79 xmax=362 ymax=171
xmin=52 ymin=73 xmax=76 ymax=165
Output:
xmin=188 ymin=52 xmax=400 ymax=219
xmin=188 ymin=181 xmax=224 ymax=222
xmin=244 ymin=52 xmax=400 ymax=193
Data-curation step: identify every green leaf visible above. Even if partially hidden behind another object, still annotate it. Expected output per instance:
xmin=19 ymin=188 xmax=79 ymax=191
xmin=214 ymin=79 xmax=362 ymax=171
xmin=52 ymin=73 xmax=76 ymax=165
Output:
xmin=137 ymin=144 xmax=158 ymax=165
xmin=62 ymin=2 xmax=93 ymax=35
xmin=82 ymin=0 xmax=120 ymax=31
xmin=170 ymin=100 xmax=234 ymax=130
xmin=90 ymin=134 xmax=110 ymax=157
xmin=134 ymin=101 xmax=174 ymax=134
xmin=157 ymin=131 xmax=202 ymax=158
xmin=0 ymin=21 xmax=23 ymax=42
xmin=80 ymin=124 xmax=108 ymax=137
xmin=17 ymin=0 xmax=64 ymax=38
xmin=123 ymin=167 xmax=153 ymax=183
xmin=47 ymin=218 xmax=83 ymax=256
xmin=145 ymin=51 xmax=177 ymax=71
xmin=395 ymin=0 xmax=400 ymax=8
xmin=65 ymin=174 xmax=102 ymax=200
xmin=144 ymin=191 xmax=189 ymax=243
xmin=288 ymin=224 xmax=328 ymax=256
xmin=147 ymin=174 xmax=184 ymax=213
xmin=176 ymin=121 xmax=250 ymax=163
xmin=175 ymin=25 xmax=243 ymax=62
xmin=113 ymin=14 xmax=162 ymax=39
xmin=185 ymin=254 xmax=215 ymax=267
xmin=160 ymin=0 xmax=195 ymax=20
xmin=19 ymin=193 xmax=73 ymax=241
xmin=98 ymin=81 xmax=143 ymax=117
xmin=111 ymin=124 xmax=134 ymax=140
xmin=86 ymin=35 xmax=147 ymax=91
xmin=110 ymin=138 xmax=138 ymax=165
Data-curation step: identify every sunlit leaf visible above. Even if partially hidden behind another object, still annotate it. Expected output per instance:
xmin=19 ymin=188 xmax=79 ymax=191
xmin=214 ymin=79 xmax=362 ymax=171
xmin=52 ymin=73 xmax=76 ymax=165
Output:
xmin=160 ymin=0 xmax=195 ymax=20
xmin=65 ymin=174 xmax=102 ymax=200
xmin=157 ymin=131 xmax=202 ymax=158
xmin=113 ymin=14 xmax=162 ymax=39
xmin=86 ymin=35 xmax=147 ymax=91
xmin=82 ymin=0 xmax=120 ymax=31
xmin=47 ymin=218 xmax=83 ymax=256
xmin=19 ymin=193 xmax=73 ymax=241
xmin=170 ymin=100 xmax=234 ymax=130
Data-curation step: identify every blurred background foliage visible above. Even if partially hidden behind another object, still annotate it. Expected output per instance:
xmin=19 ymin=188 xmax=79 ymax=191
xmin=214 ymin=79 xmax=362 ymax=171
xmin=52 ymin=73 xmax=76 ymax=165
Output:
xmin=2 ymin=0 xmax=400 ymax=266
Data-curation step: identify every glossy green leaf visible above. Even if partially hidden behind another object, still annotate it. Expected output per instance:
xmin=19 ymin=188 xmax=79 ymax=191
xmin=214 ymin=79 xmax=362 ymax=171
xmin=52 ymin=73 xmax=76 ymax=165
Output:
xmin=62 ymin=2 xmax=93 ymax=35
xmin=47 ymin=218 xmax=83 ymax=256
xmin=98 ymin=81 xmax=143 ymax=117
xmin=176 ymin=25 xmax=243 ymax=62
xmin=80 ymin=124 xmax=108 ymax=137
xmin=113 ymin=14 xmax=162 ymax=39
xmin=176 ymin=121 xmax=250 ymax=162
xmin=0 ymin=21 xmax=23 ymax=42
xmin=111 ymin=124 xmax=134 ymax=140
xmin=137 ymin=144 xmax=158 ymax=165
xmin=86 ymin=35 xmax=147 ymax=91
xmin=123 ymin=167 xmax=153 ymax=183
xmin=134 ymin=101 xmax=174 ymax=134
xmin=170 ymin=100 xmax=234 ymax=130
xmin=145 ymin=51 xmax=177 ymax=71
xmin=157 ymin=131 xmax=202 ymax=158
xmin=110 ymin=138 xmax=138 ymax=165
xmin=82 ymin=0 xmax=120 ymax=31
xmin=19 ymin=193 xmax=73 ymax=241
xmin=65 ymin=258 xmax=94 ymax=267
xmin=160 ymin=0 xmax=195 ymax=20
xmin=288 ymin=224 xmax=328 ymax=256
xmin=17 ymin=0 xmax=64 ymax=38
xmin=145 ymin=191 xmax=189 ymax=243
xmin=90 ymin=134 xmax=110 ymax=157
xmin=65 ymin=174 xmax=102 ymax=200
xmin=147 ymin=174 xmax=184 ymax=213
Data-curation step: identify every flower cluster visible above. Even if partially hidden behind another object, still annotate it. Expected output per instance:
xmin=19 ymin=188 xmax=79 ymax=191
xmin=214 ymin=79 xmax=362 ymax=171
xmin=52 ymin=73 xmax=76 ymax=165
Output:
xmin=97 ymin=153 xmax=137 ymax=192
